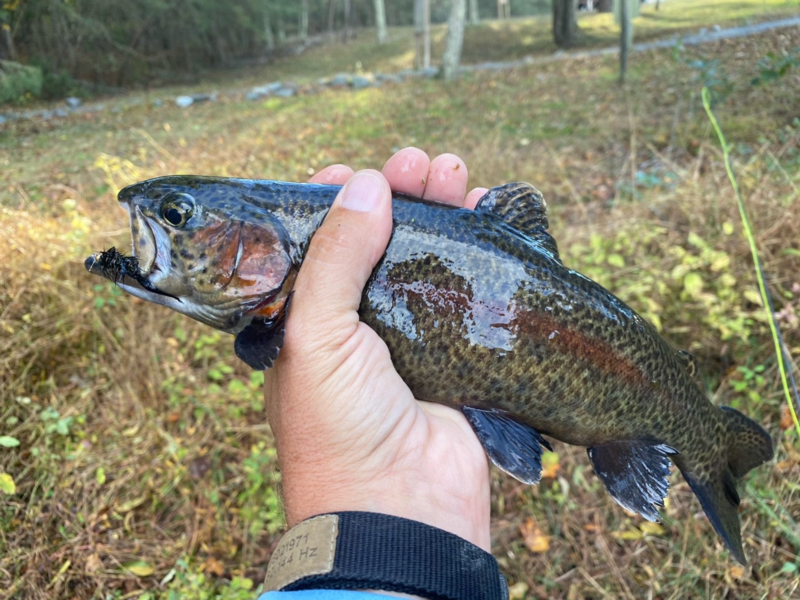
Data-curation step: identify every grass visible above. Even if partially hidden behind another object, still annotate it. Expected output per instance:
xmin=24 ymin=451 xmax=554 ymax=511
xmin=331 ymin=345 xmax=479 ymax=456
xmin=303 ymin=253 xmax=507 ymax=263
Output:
xmin=1 ymin=0 xmax=800 ymax=598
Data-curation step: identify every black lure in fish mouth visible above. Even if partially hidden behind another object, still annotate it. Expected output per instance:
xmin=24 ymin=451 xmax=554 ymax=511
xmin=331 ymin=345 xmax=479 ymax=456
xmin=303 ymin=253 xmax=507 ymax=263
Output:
xmin=84 ymin=247 xmax=178 ymax=301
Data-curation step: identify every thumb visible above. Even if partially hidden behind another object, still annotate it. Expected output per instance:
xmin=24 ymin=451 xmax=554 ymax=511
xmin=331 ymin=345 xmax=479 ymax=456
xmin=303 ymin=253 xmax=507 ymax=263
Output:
xmin=288 ymin=169 xmax=393 ymax=349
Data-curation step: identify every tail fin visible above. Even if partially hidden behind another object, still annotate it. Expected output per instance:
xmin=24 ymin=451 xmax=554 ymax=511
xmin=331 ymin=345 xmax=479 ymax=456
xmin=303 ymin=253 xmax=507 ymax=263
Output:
xmin=677 ymin=407 xmax=773 ymax=565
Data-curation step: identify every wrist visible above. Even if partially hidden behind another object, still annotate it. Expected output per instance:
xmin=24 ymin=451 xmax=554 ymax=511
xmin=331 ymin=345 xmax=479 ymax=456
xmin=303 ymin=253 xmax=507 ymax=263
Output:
xmin=282 ymin=473 xmax=491 ymax=551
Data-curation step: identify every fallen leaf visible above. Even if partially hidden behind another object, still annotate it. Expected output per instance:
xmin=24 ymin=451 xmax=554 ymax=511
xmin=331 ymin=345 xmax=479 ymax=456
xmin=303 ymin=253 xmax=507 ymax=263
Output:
xmin=0 ymin=473 xmax=16 ymax=494
xmin=639 ymin=522 xmax=665 ymax=536
xmin=86 ymin=553 xmax=103 ymax=574
xmin=508 ymin=581 xmax=529 ymax=599
xmin=115 ymin=494 xmax=148 ymax=513
xmin=780 ymin=405 xmax=795 ymax=431
xmin=729 ymin=565 xmax=745 ymax=580
xmin=520 ymin=517 xmax=550 ymax=553
xmin=611 ymin=528 xmax=643 ymax=541
xmin=203 ymin=556 xmax=224 ymax=576
xmin=123 ymin=561 xmax=154 ymax=577
xmin=541 ymin=451 xmax=560 ymax=479
xmin=0 ymin=436 xmax=20 ymax=447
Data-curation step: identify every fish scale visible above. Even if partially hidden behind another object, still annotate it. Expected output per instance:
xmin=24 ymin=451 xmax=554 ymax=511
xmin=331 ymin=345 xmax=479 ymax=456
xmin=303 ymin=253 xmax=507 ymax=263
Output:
xmin=86 ymin=176 xmax=774 ymax=565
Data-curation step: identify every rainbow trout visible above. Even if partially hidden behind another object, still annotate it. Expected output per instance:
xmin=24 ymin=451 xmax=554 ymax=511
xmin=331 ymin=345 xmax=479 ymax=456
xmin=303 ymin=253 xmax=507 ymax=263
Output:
xmin=85 ymin=176 xmax=773 ymax=564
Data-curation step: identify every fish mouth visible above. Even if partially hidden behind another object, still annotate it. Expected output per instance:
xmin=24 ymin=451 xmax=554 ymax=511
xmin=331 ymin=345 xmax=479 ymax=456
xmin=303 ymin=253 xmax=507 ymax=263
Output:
xmin=84 ymin=248 xmax=180 ymax=303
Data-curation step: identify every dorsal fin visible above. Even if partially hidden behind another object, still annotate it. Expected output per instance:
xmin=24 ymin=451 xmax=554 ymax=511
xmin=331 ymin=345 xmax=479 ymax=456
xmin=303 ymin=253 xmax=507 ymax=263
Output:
xmin=476 ymin=182 xmax=560 ymax=261
xmin=677 ymin=350 xmax=698 ymax=378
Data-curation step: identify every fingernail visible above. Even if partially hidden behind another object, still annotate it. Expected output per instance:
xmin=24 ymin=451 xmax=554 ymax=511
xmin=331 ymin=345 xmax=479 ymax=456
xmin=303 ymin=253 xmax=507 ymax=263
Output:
xmin=340 ymin=172 xmax=383 ymax=212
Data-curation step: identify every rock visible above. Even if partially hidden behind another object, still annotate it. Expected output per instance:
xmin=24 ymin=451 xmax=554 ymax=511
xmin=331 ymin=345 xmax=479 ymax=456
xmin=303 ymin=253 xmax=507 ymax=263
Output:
xmin=699 ymin=27 xmax=708 ymax=36
xmin=712 ymin=24 xmax=721 ymax=32
xmin=247 ymin=81 xmax=283 ymax=100
xmin=175 ymin=95 xmax=194 ymax=108
xmin=54 ymin=108 xmax=68 ymax=118
xmin=330 ymin=73 xmax=351 ymax=87
xmin=273 ymin=86 xmax=296 ymax=97
xmin=351 ymin=75 xmax=371 ymax=89
xmin=65 ymin=97 xmax=82 ymax=108
xmin=0 ymin=115 xmax=6 ymax=125
xmin=191 ymin=92 xmax=216 ymax=103
xmin=378 ymin=74 xmax=402 ymax=84
xmin=152 ymin=99 xmax=163 ymax=107
xmin=317 ymin=77 xmax=330 ymax=86
xmin=420 ymin=66 xmax=439 ymax=78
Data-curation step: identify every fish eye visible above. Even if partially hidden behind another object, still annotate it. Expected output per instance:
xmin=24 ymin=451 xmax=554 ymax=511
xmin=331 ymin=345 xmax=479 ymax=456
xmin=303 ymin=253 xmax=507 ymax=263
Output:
xmin=159 ymin=192 xmax=195 ymax=227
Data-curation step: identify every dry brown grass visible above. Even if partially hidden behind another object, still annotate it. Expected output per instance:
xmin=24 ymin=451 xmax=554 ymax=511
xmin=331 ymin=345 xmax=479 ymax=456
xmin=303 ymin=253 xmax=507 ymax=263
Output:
xmin=1 ymin=18 xmax=799 ymax=600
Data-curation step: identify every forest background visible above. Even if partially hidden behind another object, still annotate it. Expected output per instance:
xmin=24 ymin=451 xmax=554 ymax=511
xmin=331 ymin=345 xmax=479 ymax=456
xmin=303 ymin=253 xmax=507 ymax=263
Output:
xmin=1 ymin=0 xmax=800 ymax=599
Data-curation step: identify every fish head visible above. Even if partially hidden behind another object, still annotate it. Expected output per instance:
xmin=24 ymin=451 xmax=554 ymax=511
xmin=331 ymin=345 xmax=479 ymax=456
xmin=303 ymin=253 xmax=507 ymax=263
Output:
xmin=87 ymin=176 xmax=295 ymax=333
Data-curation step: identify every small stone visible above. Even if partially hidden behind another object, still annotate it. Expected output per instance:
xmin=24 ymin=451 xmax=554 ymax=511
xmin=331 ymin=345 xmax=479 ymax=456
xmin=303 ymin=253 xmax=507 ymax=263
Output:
xmin=330 ymin=73 xmax=351 ymax=86
xmin=273 ymin=87 xmax=296 ymax=97
xmin=175 ymin=96 xmax=194 ymax=108
xmin=191 ymin=93 xmax=216 ymax=103
xmin=65 ymin=97 xmax=82 ymax=108
xmin=54 ymin=108 xmax=68 ymax=118
xmin=699 ymin=27 xmax=708 ymax=36
xmin=351 ymin=75 xmax=371 ymax=89
xmin=712 ymin=24 xmax=721 ymax=32
xmin=420 ymin=66 xmax=439 ymax=78
xmin=152 ymin=99 xmax=162 ymax=107
xmin=0 ymin=115 xmax=6 ymax=125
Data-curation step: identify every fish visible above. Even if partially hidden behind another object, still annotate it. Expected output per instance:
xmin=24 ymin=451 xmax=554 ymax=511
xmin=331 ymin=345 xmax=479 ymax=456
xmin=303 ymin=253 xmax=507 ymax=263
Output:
xmin=85 ymin=175 xmax=774 ymax=564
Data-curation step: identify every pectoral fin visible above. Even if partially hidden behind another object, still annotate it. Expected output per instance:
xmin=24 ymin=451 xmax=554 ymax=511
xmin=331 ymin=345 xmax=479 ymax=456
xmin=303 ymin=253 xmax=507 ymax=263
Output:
xmin=587 ymin=440 xmax=677 ymax=522
xmin=234 ymin=294 xmax=293 ymax=370
xmin=462 ymin=406 xmax=552 ymax=485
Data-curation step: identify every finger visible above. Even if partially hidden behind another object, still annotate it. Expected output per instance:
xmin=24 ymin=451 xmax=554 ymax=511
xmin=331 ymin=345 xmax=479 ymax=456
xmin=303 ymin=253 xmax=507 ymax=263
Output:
xmin=464 ymin=187 xmax=489 ymax=210
xmin=288 ymin=170 xmax=392 ymax=349
xmin=309 ymin=164 xmax=355 ymax=185
xmin=423 ymin=153 xmax=469 ymax=206
xmin=382 ymin=147 xmax=430 ymax=197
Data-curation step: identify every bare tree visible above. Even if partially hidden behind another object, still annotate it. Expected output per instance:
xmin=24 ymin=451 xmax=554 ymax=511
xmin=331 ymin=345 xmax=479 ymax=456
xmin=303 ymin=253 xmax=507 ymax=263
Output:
xmin=414 ymin=0 xmax=430 ymax=70
xmin=553 ymin=0 xmax=577 ymax=48
xmin=469 ymin=0 xmax=479 ymax=25
xmin=263 ymin=1 xmax=275 ymax=50
xmin=374 ymin=0 xmax=388 ymax=44
xmin=343 ymin=0 xmax=351 ymax=43
xmin=442 ymin=0 xmax=466 ymax=80
xmin=497 ymin=0 xmax=510 ymax=19
xmin=617 ymin=0 xmax=636 ymax=83
xmin=596 ymin=0 xmax=612 ymax=12
xmin=300 ymin=0 xmax=309 ymax=40
xmin=328 ymin=0 xmax=336 ymax=37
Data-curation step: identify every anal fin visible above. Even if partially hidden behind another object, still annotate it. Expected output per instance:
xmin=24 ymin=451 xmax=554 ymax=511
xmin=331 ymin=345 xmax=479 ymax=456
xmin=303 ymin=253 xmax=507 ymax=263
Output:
xmin=587 ymin=440 xmax=676 ymax=522
xmin=462 ymin=407 xmax=552 ymax=485
xmin=234 ymin=293 xmax=292 ymax=370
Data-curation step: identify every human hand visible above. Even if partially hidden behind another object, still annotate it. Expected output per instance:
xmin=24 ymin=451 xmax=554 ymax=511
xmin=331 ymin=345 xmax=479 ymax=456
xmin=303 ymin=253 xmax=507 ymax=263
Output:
xmin=262 ymin=148 xmax=493 ymax=549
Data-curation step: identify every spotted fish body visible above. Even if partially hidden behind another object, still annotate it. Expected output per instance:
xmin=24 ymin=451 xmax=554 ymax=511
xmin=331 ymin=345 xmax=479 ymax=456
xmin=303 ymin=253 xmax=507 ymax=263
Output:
xmin=86 ymin=176 xmax=773 ymax=564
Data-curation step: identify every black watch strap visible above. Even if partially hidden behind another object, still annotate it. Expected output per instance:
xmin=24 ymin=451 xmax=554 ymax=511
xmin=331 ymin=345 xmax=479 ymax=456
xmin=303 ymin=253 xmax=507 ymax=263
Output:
xmin=264 ymin=512 xmax=508 ymax=600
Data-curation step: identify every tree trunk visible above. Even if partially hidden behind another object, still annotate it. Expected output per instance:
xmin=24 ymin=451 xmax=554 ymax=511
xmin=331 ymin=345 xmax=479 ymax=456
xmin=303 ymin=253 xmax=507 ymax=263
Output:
xmin=300 ymin=0 xmax=309 ymax=40
xmin=497 ymin=0 xmax=510 ymax=19
xmin=263 ymin=4 xmax=275 ymax=50
xmin=442 ymin=0 xmax=466 ymax=80
xmin=553 ymin=0 xmax=577 ymax=49
xmin=343 ymin=0 xmax=351 ymax=43
xmin=619 ymin=0 xmax=632 ymax=83
xmin=596 ymin=0 xmax=612 ymax=12
xmin=414 ymin=0 xmax=423 ymax=69
xmin=328 ymin=0 xmax=337 ymax=37
xmin=1 ymin=28 xmax=16 ymax=60
xmin=374 ymin=0 xmax=388 ymax=44
xmin=469 ymin=0 xmax=479 ymax=25
xmin=423 ymin=0 xmax=431 ymax=68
